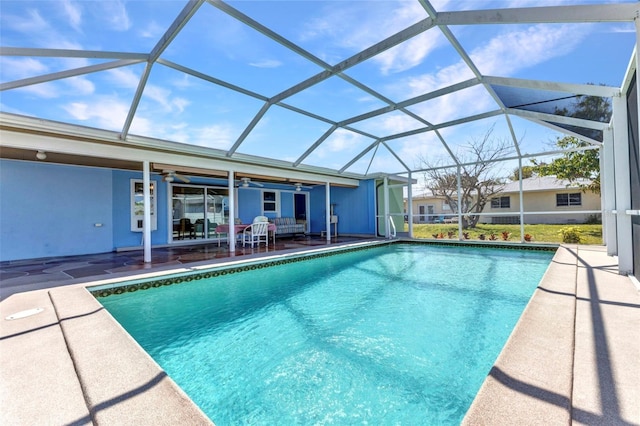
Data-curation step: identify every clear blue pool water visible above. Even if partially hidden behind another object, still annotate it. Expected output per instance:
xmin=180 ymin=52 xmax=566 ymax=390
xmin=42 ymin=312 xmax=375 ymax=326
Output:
xmin=98 ymin=243 xmax=554 ymax=425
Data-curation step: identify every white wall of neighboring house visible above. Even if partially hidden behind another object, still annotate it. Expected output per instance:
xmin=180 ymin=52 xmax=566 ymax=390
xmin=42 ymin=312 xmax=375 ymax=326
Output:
xmin=406 ymin=177 xmax=602 ymax=225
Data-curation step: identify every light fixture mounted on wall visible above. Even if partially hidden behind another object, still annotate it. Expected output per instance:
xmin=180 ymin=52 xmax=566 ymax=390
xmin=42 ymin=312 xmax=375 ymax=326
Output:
xmin=36 ymin=150 xmax=47 ymax=160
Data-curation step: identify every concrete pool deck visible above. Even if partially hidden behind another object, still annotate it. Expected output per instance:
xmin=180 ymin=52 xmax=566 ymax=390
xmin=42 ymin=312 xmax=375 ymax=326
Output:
xmin=1 ymin=243 xmax=639 ymax=425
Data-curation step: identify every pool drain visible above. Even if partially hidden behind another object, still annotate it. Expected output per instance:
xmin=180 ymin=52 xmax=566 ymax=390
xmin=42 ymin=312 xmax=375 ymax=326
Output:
xmin=5 ymin=307 xmax=45 ymax=320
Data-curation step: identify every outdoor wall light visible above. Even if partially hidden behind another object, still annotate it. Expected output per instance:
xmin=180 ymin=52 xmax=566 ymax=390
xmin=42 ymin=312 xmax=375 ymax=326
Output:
xmin=36 ymin=150 xmax=47 ymax=160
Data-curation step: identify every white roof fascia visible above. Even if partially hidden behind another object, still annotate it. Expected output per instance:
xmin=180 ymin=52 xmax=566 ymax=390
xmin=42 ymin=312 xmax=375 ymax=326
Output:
xmin=0 ymin=128 xmax=361 ymax=187
xmin=434 ymin=3 xmax=638 ymax=25
xmin=0 ymin=112 xmax=363 ymax=185
xmin=0 ymin=47 xmax=148 ymax=60
xmin=483 ymin=76 xmax=620 ymax=98
xmin=0 ymin=59 xmax=143 ymax=91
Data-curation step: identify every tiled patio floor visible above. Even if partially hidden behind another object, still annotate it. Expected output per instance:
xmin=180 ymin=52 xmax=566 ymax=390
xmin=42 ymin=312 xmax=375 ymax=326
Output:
xmin=0 ymin=235 xmax=371 ymax=300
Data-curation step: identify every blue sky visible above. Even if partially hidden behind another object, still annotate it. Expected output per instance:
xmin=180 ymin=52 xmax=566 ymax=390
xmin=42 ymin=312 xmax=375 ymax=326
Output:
xmin=0 ymin=0 xmax=636 ymax=177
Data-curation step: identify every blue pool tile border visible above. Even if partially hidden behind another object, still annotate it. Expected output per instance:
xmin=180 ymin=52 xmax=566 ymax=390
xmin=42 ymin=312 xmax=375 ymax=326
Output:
xmin=90 ymin=240 xmax=557 ymax=298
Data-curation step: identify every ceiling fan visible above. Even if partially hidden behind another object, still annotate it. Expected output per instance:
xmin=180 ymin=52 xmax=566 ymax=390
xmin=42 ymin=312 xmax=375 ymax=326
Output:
xmin=161 ymin=170 xmax=190 ymax=183
xmin=293 ymin=182 xmax=312 ymax=191
xmin=237 ymin=177 xmax=264 ymax=188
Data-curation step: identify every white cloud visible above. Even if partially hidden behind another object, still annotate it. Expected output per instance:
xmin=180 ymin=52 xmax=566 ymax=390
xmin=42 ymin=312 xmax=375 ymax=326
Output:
xmin=139 ymin=20 xmax=164 ymax=39
xmin=471 ymin=24 xmax=586 ymax=76
xmin=0 ymin=57 xmax=49 ymax=80
xmin=312 ymin=128 xmax=370 ymax=161
xmin=172 ymin=74 xmax=192 ymax=90
xmin=15 ymin=83 xmax=60 ymax=99
xmin=249 ymin=59 xmax=283 ymax=69
xmin=192 ymin=124 xmax=236 ymax=150
xmin=374 ymin=31 xmax=446 ymax=75
xmin=106 ymin=67 xmax=141 ymax=89
xmin=5 ymin=8 xmax=49 ymax=33
xmin=99 ymin=0 xmax=131 ymax=32
xmin=63 ymin=96 xmax=134 ymax=131
xmin=300 ymin=1 xmax=430 ymax=62
xmin=172 ymin=98 xmax=190 ymax=114
xmin=62 ymin=0 xmax=82 ymax=32
xmin=64 ymin=76 xmax=95 ymax=95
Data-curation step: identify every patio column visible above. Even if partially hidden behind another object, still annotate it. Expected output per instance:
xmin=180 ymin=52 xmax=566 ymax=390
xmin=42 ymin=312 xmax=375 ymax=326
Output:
xmin=601 ymin=128 xmax=617 ymax=254
xmin=383 ymin=176 xmax=390 ymax=239
xmin=143 ymin=160 xmax=151 ymax=263
xmin=612 ymin=94 xmax=633 ymax=274
xmin=228 ymin=170 xmax=236 ymax=252
xmin=456 ymin=165 xmax=462 ymax=239
xmin=325 ymin=182 xmax=331 ymax=241
xmin=518 ymin=158 xmax=525 ymax=243
xmin=407 ymin=171 xmax=413 ymax=238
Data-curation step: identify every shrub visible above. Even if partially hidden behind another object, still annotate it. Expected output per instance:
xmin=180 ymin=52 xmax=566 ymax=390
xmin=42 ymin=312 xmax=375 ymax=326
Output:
xmin=479 ymin=234 xmax=486 ymax=240
xmin=585 ymin=214 xmax=602 ymax=224
xmin=447 ymin=231 xmax=455 ymax=239
xmin=462 ymin=232 xmax=470 ymax=240
xmin=559 ymin=226 xmax=582 ymax=244
xmin=524 ymin=233 xmax=533 ymax=242
xmin=488 ymin=233 xmax=498 ymax=241
xmin=501 ymin=231 xmax=510 ymax=241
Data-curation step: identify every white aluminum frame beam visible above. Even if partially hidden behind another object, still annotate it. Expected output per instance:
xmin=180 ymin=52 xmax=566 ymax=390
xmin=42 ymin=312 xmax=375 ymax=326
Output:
xmin=434 ymin=3 xmax=638 ymax=25
xmin=611 ymin=94 xmax=633 ymax=274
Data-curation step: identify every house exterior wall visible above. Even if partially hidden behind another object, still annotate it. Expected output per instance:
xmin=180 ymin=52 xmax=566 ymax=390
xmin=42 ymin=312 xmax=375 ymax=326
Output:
xmin=0 ymin=158 xmax=376 ymax=261
xmin=0 ymin=159 xmax=114 ymax=261
xmin=480 ymin=190 xmax=601 ymax=224
xmin=408 ymin=187 xmax=601 ymax=225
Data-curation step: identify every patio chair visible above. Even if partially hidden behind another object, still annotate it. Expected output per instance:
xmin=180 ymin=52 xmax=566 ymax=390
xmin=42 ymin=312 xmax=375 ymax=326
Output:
xmin=241 ymin=221 xmax=269 ymax=248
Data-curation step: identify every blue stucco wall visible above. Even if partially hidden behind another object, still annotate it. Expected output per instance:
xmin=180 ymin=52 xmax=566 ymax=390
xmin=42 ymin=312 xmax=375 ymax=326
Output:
xmin=0 ymin=159 xmax=113 ymax=261
xmin=0 ymin=159 xmax=378 ymax=261
xmin=112 ymin=170 xmax=168 ymax=249
xmin=308 ymin=181 xmax=376 ymax=235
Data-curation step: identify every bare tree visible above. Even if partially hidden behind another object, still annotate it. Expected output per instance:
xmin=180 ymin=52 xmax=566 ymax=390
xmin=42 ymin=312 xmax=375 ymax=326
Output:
xmin=419 ymin=127 xmax=513 ymax=229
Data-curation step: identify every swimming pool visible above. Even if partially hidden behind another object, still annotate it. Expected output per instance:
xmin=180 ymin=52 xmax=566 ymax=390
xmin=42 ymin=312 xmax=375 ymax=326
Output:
xmin=96 ymin=243 xmax=554 ymax=424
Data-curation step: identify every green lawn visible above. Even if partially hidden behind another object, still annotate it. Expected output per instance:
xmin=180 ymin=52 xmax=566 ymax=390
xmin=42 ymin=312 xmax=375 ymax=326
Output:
xmin=405 ymin=223 xmax=603 ymax=245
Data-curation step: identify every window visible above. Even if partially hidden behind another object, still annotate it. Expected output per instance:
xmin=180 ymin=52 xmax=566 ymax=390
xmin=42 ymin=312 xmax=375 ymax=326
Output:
xmin=263 ymin=191 xmax=277 ymax=213
xmin=490 ymin=196 xmax=510 ymax=208
xmin=556 ymin=193 xmax=582 ymax=207
xmin=442 ymin=201 xmax=450 ymax=211
xmin=130 ymin=179 xmax=157 ymax=231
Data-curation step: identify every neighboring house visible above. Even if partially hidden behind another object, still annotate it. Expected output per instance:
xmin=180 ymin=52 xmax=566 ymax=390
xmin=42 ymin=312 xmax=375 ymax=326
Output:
xmin=406 ymin=176 xmax=601 ymax=225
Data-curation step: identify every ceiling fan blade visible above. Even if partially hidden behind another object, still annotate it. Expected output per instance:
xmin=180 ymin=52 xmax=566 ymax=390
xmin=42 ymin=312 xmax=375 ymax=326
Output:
xmin=175 ymin=173 xmax=190 ymax=183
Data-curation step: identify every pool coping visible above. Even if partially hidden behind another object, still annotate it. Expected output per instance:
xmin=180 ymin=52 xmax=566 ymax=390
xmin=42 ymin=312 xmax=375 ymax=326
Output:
xmin=2 ymin=241 xmax=638 ymax=425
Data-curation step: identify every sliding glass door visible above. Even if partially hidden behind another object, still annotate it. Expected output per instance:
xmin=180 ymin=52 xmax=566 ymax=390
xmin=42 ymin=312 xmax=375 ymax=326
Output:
xmin=171 ymin=185 xmax=229 ymax=241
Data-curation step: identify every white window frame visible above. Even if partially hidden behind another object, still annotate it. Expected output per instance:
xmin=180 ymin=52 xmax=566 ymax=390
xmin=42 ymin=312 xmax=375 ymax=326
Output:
xmin=262 ymin=190 xmax=279 ymax=215
xmin=556 ymin=192 xmax=582 ymax=207
xmin=491 ymin=196 xmax=511 ymax=209
xmin=130 ymin=179 xmax=157 ymax=232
